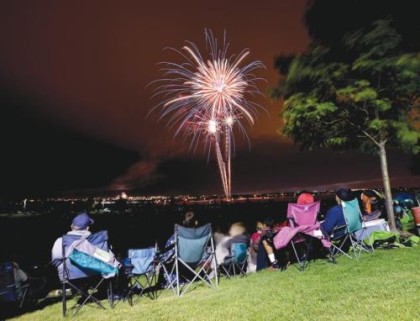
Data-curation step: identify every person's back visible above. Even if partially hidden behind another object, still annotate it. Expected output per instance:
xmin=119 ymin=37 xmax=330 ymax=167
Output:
xmin=320 ymin=188 xmax=353 ymax=238
xmin=256 ymin=218 xmax=279 ymax=270
xmin=223 ymin=223 xmax=249 ymax=256
xmin=51 ymin=213 xmax=93 ymax=280
xmin=160 ymin=211 xmax=200 ymax=265
xmin=248 ymin=222 xmax=263 ymax=273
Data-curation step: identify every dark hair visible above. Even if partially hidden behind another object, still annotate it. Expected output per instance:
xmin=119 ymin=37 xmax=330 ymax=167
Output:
xmin=182 ymin=211 xmax=196 ymax=227
xmin=363 ymin=190 xmax=377 ymax=198
xmin=263 ymin=217 xmax=275 ymax=229
xmin=336 ymin=188 xmax=355 ymax=202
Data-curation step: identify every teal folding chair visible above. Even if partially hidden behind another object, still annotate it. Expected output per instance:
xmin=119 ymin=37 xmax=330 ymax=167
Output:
xmin=161 ymin=224 xmax=218 ymax=296
xmin=219 ymin=243 xmax=248 ymax=278
xmin=330 ymin=199 xmax=372 ymax=260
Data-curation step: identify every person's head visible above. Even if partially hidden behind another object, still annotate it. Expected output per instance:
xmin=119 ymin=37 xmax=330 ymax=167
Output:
xmin=229 ymin=222 xmax=246 ymax=237
xmin=362 ymin=190 xmax=378 ymax=200
xmin=335 ymin=188 xmax=355 ymax=204
xmin=255 ymin=221 xmax=264 ymax=231
xmin=71 ymin=212 xmax=94 ymax=231
xmin=263 ymin=217 xmax=275 ymax=229
xmin=182 ymin=211 xmax=197 ymax=227
xmin=297 ymin=192 xmax=315 ymax=205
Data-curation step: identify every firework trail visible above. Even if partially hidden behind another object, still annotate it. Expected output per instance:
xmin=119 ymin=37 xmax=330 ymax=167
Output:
xmin=153 ymin=29 xmax=265 ymax=199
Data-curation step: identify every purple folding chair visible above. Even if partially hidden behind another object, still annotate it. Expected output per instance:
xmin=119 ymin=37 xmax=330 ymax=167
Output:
xmin=287 ymin=201 xmax=320 ymax=271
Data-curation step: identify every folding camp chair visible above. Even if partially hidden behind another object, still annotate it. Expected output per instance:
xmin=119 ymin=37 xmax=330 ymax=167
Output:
xmin=59 ymin=230 xmax=118 ymax=317
xmin=124 ymin=247 xmax=160 ymax=305
xmin=161 ymin=223 xmax=218 ymax=296
xmin=287 ymin=201 xmax=320 ymax=271
xmin=329 ymin=199 xmax=372 ymax=261
xmin=219 ymin=243 xmax=248 ymax=278
xmin=0 ymin=262 xmax=29 ymax=309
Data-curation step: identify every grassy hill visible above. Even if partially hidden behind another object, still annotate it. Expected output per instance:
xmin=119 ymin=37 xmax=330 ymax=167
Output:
xmin=10 ymin=246 xmax=420 ymax=321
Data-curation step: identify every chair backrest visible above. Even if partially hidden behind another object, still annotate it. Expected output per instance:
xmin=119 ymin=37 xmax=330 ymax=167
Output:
xmin=231 ymin=243 xmax=247 ymax=264
xmin=176 ymin=224 xmax=212 ymax=264
xmin=61 ymin=230 xmax=109 ymax=280
xmin=0 ymin=262 xmax=17 ymax=302
xmin=342 ymin=199 xmax=363 ymax=234
xmin=128 ymin=247 xmax=156 ymax=275
xmin=287 ymin=201 xmax=320 ymax=227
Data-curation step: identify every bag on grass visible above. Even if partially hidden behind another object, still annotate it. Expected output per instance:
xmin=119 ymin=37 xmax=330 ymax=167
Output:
xmin=364 ymin=231 xmax=400 ymax=249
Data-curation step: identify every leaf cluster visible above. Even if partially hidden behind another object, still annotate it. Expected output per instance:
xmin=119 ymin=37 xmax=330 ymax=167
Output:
xmin=277 ymin=19 xmax=420 ymax=154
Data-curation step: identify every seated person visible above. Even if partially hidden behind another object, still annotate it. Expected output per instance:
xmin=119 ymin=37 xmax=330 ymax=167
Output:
xmin=51 ymin=212 xmax=94 ymax=277
xmin=51 ymin=212 xmax=111 ymax=299
xmin=159 ymin=211 xmax=202 ymax=287
xmin=256 ymin=192 xmax=317 ymax=271
xmin=256 ymin=218 xmax=286 ymax=271
xmin=0 ymin=260 xmax=28 ymax=302
xmin=320 ymin=188 xmax=353 ymax=239
xmin=248 ymin=221 xmax=264 ymax=273
xmin=222 ymin=222 xmax=249 ymax=258
xmin=159 ymin=211 xmax=199 ymax=264
xmin=214 ymin=226 xmax=230 ymax=265
xmin=11 ymin=260 xmax=47 ymax=302
xmin=358 ymin=190 xmax=382 ymax=221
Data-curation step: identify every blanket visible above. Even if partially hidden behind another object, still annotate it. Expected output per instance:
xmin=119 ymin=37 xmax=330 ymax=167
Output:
xmin=273 ymin=222 xmax=331 ymax=249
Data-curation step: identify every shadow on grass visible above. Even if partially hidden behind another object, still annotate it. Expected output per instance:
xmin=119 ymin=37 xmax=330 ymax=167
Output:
xmin=0 ymin=296 xmax=62 ymax=320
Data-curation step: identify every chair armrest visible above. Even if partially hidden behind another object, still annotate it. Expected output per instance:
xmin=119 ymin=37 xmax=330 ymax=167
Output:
xmin=331 ymin=224 xmax=347 ymax=239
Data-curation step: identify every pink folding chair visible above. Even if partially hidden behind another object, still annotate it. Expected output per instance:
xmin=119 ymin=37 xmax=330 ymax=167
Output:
xmin=287 ymin=201 xmax=320 ymax=271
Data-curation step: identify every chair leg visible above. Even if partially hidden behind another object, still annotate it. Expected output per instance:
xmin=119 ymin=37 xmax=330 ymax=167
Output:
xmin=108 ymin=280 xmax=114 ymax=309
xmin=330 ymin=234 xmax=353 ymax=260
xmin=18 ymin=286 xmax=28 ymax=309
xmin=291 ymin=241 xmax=307 ymax=271
xmin=62 ymin=281 xmax=67 ymax=317
xmin=73 ymin=279 xmax=106 ymax=316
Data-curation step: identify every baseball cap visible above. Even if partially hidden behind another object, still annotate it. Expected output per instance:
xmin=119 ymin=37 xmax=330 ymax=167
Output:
xmin=71 ymin=213 xmax=94 ymax=230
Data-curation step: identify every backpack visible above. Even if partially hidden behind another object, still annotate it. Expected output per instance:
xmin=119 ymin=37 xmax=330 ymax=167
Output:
xmin=67 ymin=237 xmax=120 ymax=278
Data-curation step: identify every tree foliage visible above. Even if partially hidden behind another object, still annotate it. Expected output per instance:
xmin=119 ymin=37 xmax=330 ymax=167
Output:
xmin=276 ymin=19 xmax=420 ymax=155
xmin=304 ymin=0 xmax=420 ymax=52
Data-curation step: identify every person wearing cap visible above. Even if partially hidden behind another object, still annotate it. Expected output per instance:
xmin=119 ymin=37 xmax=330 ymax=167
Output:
xmin=51 ymin=212 xmax=94 ymax=276
xmin=320 ymin=188 xmax=354 ymax=238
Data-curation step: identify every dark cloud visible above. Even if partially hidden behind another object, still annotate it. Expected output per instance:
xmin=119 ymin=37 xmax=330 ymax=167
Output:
xmin=0 ymin=84 xmax=138 ymax=197
xmin=104 ymin=137 xmax=417 ymax=196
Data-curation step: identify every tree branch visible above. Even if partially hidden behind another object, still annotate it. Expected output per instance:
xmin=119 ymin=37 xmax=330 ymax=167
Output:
xmin=361 ymin=129 xmax=381 ymax=147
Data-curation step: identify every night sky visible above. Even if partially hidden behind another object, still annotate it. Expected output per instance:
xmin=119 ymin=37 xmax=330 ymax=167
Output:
xmin=0 ymin=0 xmax=418 ymax=198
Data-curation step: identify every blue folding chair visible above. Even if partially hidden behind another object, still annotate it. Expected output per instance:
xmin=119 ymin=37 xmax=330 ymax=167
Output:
xmin=219 ymin=243 xmax=248 ymax=278
xmin=124 ymin=247 xmax=159 ymax=305
xmin=161 ymin=224 xmax=218 ymax=296
xmin=58 ymin=230 xmax=117 ymax=317
xmin=0 ymin=262 xmax=29 ymax=309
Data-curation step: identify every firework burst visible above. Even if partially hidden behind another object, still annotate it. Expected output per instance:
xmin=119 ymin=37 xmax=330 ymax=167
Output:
xmin=153 ymin=29 xmax=265 ymax=198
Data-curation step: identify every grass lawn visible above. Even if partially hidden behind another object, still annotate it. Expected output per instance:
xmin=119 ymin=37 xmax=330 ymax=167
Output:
xmin=10 ymin=247 xmax=420 ymax=321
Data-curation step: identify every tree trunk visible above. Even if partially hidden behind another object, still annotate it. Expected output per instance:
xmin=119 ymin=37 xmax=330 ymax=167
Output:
xmin=378 ymin=141 xmax=396 ymax=230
